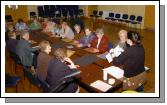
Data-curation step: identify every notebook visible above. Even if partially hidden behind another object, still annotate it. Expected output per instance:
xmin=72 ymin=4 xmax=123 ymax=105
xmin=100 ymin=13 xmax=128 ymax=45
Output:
xmin=66 ymin=50 xmax=76 ymax=58
xmin=90 ymin=80 xmax=112 ymax=92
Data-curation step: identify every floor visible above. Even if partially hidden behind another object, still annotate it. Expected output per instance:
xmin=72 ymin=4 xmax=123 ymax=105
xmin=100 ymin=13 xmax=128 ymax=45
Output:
xmin=5 ymin=17 xmax=155 ymax=93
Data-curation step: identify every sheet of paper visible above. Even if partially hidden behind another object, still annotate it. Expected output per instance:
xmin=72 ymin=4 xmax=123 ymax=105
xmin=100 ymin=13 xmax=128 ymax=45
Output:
xmin=32 ymin=46 xmax=40 ymax=48
xmin=66 ymin=45 xmax=74 ymax=49
xmin=97 ymin=51 xmax=108 ymax=59
xmin=66 ymin=50 xmax=75 ymax=58
xmin=113 ymin=45 xmax=124 ymax=57
xmin=103 ymin=66 xmax=124 ymax=79
xmin=145 ymin=66 xmax=150 ymax=71
xmin=105 ymin=53 xmax=113 ymax=63
xmin=90 ymin=80 xmax=112 ymax=92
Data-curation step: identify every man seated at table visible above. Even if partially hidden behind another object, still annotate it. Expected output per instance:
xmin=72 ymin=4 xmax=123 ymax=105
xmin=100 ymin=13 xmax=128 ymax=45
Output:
xmin=16 ymin=31 xmax=39 ymax=71
xmin=29 ymin=17 xmax=42 ymax=31
xmin=6 ymin=31 xmax=18 ymax=53
xmin=87 ymin=28 xmax=109 ymax=53
xmin=46 ymin=48 xmax=79 ymax=93
xmin=37 ymin=41 xmax=53 ymax=82
xmin=59 ymin=21 xmax=74 ymax=40
xmin=74 ymin=27 xmax=95 ymax=48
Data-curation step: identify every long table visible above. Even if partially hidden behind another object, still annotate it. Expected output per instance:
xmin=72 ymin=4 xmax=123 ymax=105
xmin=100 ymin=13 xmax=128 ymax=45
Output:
xmin=29 ymin=30 xmax=123 ymax=93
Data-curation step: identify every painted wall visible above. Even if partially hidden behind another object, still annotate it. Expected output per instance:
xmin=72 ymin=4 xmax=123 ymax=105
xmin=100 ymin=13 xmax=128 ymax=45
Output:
xmin=144 ymin=5 xmax=155 ymax=30
xmin=5 ymin=5 xmax=28 ymax=23
xmin=27 ymin=5 xmax=38 ymax=19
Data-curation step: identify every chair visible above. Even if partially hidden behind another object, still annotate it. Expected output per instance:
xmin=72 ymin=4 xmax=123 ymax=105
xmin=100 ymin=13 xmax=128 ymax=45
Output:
xmin=131 ymin=16 xmax=143 ymax=32
xmin=68 ymin=9 xmax=74 ymax=20
xmin=62 ymin=8 xmax=68 ymax=19
xmin=95 ymin=11 xmax=103 ymax=18
xmin=114 ymin=13 xmax=121 ymax=22
xmin=108 ymin=42 xmax=113 ymax=49
xmin=30 ymin=12 xmax=36 ymax=19
xmin=5 ymin=74 xmax=20 ymax=92
xmin=125 ymin=15 xmax=136 ymax=27
xmin=5 ymin=15 xmax=13 ymax=22
xmin=105 ymin=12 xmax=115 ymax=21
xmin=119 ymin=14 xmax=128 ymax=24
xmin=90 ymin=10 xmax=98 ymax=18
xmin=37 ymin=6 xmax=45 ymax=18
xmin=49 ymin=5 xmax=56 ymax=18
xmin=8 ymin=51 xmax=22 ymax=73
xmin=78 ymin=9 xmax=84 ymax=17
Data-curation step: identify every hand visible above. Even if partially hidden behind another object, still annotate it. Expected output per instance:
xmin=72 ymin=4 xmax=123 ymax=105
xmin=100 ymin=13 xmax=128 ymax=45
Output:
xmin=76 ymin=43 xmax=83 ymax=47
xmin=74 ymin=40 xmax=79 ymax=44
xmin=109 ymin=48 xmax=114 ymax=53
xmin=93 ymin=48 xmax=99 ymax=53
xmin=87 ymin=44 xmax=91 ymax=47
xmin=64 ymin=57 xmax=73 ymax=64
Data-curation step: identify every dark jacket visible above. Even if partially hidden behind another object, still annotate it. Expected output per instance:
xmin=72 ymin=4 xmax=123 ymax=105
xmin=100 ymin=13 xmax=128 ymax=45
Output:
xmin=16 ymin=39 xmax=38 ymax=67
xmin=6 ymin=38 xmax=18 ymax=53
xmin=113 ymin=44 xmax=145 ymax=78
xmin=46 ymin=58 xmax=78 ymax=93
xmin=37 ymin=52 xmax=52 ymax=81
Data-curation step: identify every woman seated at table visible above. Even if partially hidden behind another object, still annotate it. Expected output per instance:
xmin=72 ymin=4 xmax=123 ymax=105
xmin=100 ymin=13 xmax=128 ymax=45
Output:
xmin=88 ymin=28 xmax=109 ymax=53
xmin=37 ymin=41 xmax=52 ymax=81
xmin=46 ymin=48 xmax=79 ymax=93
xmin=109 ymin=29 xmax=128 ymax=56
xmin=15 ymin=18 xmax=28 ymax=32
xmin=29 ymin=17 xmax=42 ymax=31
xmin=112 ymin=31 xmax=146 ymax=92
xmin=75 ymin=27 xmax=95 ymax=48
xmin=73 ymin=24 xmax=85 ymax=40
xmin=59 ymin=21 xmax=74 ymax=40
xmin=43 ymin=19 xmax=55 ymax=33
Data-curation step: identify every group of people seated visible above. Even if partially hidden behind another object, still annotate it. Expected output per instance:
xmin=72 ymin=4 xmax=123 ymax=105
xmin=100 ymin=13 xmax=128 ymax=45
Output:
xmin=5 ymin=16 xmax=146 ymax=93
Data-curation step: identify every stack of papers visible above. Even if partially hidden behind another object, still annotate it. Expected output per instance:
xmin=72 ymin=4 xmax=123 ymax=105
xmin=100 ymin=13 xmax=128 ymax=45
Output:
xmin=103 ymin=66 xmax=124 ymax=79
xmin=105 ymin=53 xmax=113 ymax=63
xmin=110 ymin=45 xmax=124 ymax=57
xmin=90 ymin=80 xmax=112 ymax=92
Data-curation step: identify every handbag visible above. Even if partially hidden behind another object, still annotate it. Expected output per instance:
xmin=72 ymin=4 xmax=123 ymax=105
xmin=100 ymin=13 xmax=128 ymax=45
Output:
xmin=122 ymin=71 xmax=147 ymax=91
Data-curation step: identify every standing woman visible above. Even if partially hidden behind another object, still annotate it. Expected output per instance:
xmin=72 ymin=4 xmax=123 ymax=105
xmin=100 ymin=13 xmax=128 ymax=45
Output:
xmin=112 ymin=31 xmax=147 ymax=92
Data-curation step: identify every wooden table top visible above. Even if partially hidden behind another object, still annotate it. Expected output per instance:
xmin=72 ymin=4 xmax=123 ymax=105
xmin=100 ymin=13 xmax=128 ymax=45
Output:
xmin=29 ymin=30 xmax=123 ymax=93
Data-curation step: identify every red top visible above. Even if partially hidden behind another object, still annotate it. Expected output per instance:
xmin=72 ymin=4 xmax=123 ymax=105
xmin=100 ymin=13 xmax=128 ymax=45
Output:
xmin=91 ymin=35 xmax=109 ymax=53
xmin=42 ymin=22 xmax=47 ymax=29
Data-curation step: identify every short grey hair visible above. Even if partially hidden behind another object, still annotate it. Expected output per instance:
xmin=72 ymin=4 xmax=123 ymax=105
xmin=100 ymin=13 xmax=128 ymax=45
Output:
xmin=21 ymin=31 xmax=29 ymax=38
xmin=95 ymin=28 xmax=104 ymax=35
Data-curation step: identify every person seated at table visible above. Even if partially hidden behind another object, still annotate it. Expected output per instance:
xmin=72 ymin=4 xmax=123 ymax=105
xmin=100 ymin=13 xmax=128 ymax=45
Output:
xmin=73 ymin=24 xmax=85 ymax=40
xmin=59 ymin=21 xmax=74 ymax=40
xmin=88 ymin=28 xmax=109 ymax=53
xmin=5 ymin=24 xmax=15 ymax=41
xmin=6 ymin=31 xmax=18 ymax=53
xmin=29 ymin=18 xmax=42 ymax=31
xmin=15 ymin=18 xmax=28 ymax=32
xmin=75 ymin=27 xmax=95 ymax=48
xmin=37 ymin=41 xmax=52 ymax=81
xmin=108 ymin=29 xmax=128 ymax=56
xmin=112 ymin=31 xmax=146 ymax=92
xmin=46 ymin=48 xmax=79 ymax=93
xmin=16 ymin=31 xmax=39 ymax=71
xmin=41 ymin=17 xmax=48 ymax=30
xmin=43 ymin=19 xmax=55 ymax=33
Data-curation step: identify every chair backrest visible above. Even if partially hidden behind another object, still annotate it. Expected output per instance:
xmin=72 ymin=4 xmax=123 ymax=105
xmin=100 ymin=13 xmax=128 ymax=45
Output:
xmin=36 ymin=76 xmax=50 ymax=92
xmin=122 ymin=14 xmax=128 ymax=20
xmin=109 ymin=12 xmax=114 ymax=18
xmin=9 ymin=51 xmax=22 ymax=65
xmin=5 ymin=15 xmax=13 ymax=22
xmin=23 ymin=67 xmax=40 ymax=86
xmin=136 ymin=16 xmax=143 ymax=22
xmin=115 ymin=13 xmax=121 ymax=19
xmin=129 ymin=15 xmax=136 ymax=21
xmin=93 ymin=10 xmax=98 ymax=15
xmin=99 ymin=11 xmax=103 ymax=16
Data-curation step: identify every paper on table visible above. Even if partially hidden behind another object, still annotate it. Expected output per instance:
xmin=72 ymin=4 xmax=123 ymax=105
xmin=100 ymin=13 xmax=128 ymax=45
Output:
xmin=90 ymin=80 xmax=112 ymax=92
xmin=103 ymin=66 xmax=124 ymax=79
xmin=145 ymin=66 xmax=150 ymax=71
xmin=113 ymin=45 xmax=124 ymax=57
xmin=105 ymin=53 xmax=113 ymax=63
xmin=66 ymin=45 xmax=74 ymax=49
xmin=67 ymin=50 xmax=75 ymax=58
